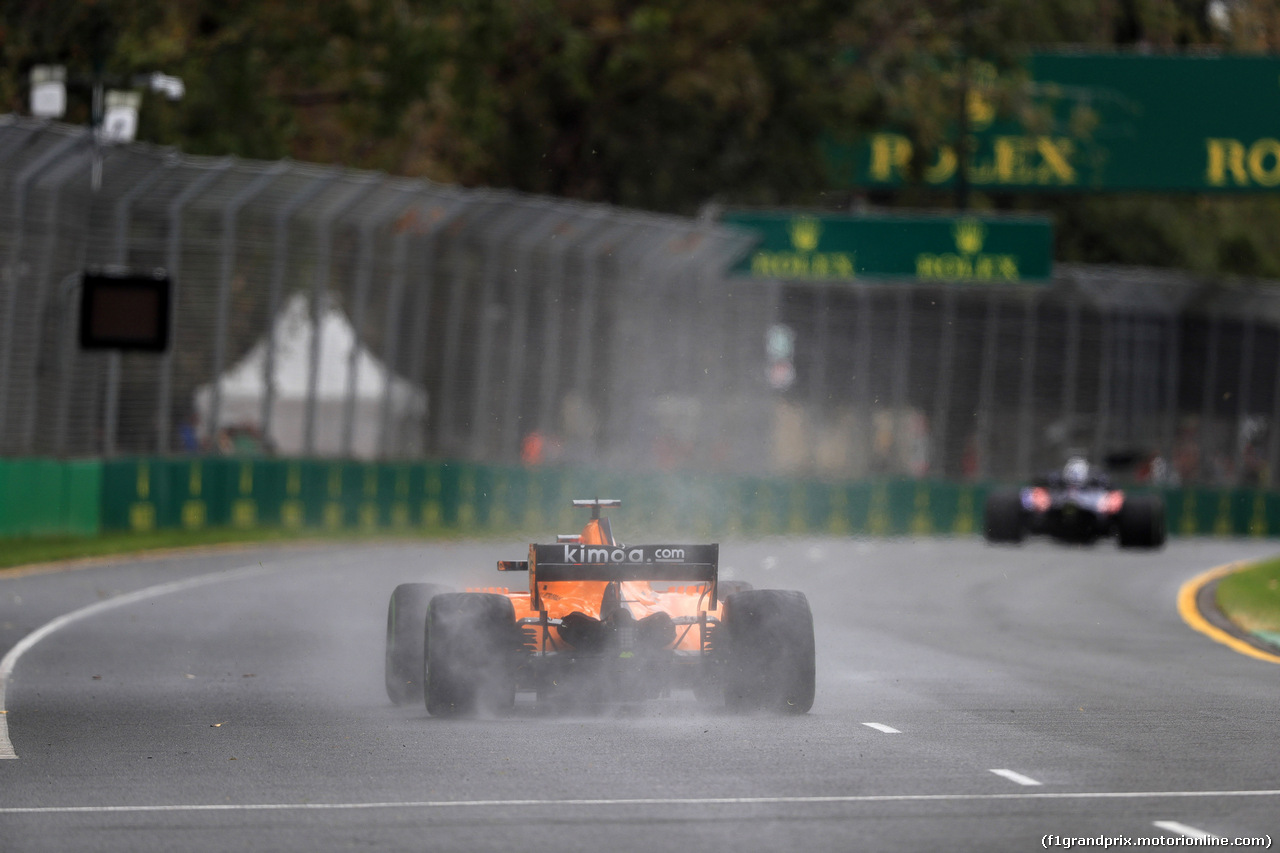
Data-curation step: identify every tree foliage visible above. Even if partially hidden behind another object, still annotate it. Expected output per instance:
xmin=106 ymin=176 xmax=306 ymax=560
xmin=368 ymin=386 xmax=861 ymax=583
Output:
xmin=4 ymin=0 xmax=1280 ymax=273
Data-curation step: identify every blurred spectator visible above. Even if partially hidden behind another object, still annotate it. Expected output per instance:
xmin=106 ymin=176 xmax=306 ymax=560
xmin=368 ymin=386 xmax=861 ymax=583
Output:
xmin=1174 ymin=423 xmax=1200 ymax=483
xmin=213 ymin=425 xmax=267 ymax=456
xmin=1242 ymin=441 xmax=1267 ymax=487
xmin=522 ymin=431 xmax=545 ymax=466
xmin=962 ymin=433 xmax=980 ymax=480
xmin=178 ymin=413 xmax=200 ymax=453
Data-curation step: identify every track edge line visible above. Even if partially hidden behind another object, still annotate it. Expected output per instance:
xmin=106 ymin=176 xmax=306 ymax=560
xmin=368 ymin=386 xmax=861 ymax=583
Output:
xmin=1177 ymin=561 xmax=1280 ymax=665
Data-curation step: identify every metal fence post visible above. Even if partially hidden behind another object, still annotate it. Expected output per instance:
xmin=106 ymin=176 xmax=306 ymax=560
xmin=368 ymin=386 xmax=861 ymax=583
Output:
xmin=208 ymin=162 xmax=290 ymax=446
xmin=1268 ymin=336 xmax=1280 ymax=487
xmin=681 ymin=238 xmax=726 ymax=415
xmin=0 ymin=116 xmax=36 ymax=164
xmin=890 ymin=285 xmax=912 ymax=423
xmin=1161 ymin=310 xmax=1180 ymax=475
xmin=530 ymin=212 xmax=611 ymax=447
xmin=303 ymin=175 xmax=384 ymax=456
xmin=974 ymin=292 xmax=1000 ymax=479
xmin=854 ymin=284 xmax=874 ymax=474
xmin=691 ymin=256 xmax=722 ymax=441
xmin=810 ymin=284 xmax=831 ymax=421
xmin=1198 ymin=311 xmax=1222 ymax=481
xmin=1137 ymin=313 xmax=1162 ymax=451
xmin=341 ymin=186 xmax=415 ymax=457
xmin=1016 ymin=291 xmax=1039 ymax=479
xmin=469 ymin=203 xmax=553 ymax=460
xmin=112 ymin=159 xmax=174 ymax=262
xmin=87 ymin=156 xmax=175 ymax=458
xmin=436 ymin=196 xmax=505 ymax=456
xmin=51 ymin=272 xmax=84 ymax=455
xmin=102 ymin=354 xmax=124 ymax=455
xmin=1091 ymin=313 xmax=1114 ymax=465
xmin=606 ymin=226 xmax=687 ymax=467
xmin=0 ymin=130 xmax=88 ymax=449
xmin=562 ymin=221 xmax=629 ymax=459
xmin=694 ymin=231 xmax=754 ymax=464
xmin=376 ymin=228 xmax=412 ymax=457
xmin=1061 ymin=287 xmax=1081 ymax=443
xmin=394 ymin=194 xmax=467 ymax=458
xmin=932 ymin=287 xmax=957 ymax=477
xmin=155 ymin=159 xmax=233 ymax=454
xmin=1232 ymin=316 xmax=1257 ymax=484
xmin=262 ymin=171 xmax=340 ymax=445
xmin=21 ymin=147 xmax=108 ymax=453
xmin=405 ymin=230 xmax=441 ymax=457
xmin=1113 ymin=311 xmax=1131 ymax=448
xmin=497 ymin=209 xmax=578 ymax=461
xmin=676 ymin=262 xmax=701 ymax=404
xmin=687 ymin=233 xmax=748 ymax=457
xmin=595 ymin=229 xmax=656 ymax=465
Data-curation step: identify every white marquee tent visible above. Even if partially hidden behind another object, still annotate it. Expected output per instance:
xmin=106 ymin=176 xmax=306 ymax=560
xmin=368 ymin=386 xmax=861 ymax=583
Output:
xmin=193 ymin=293 xmax=427 ymax=458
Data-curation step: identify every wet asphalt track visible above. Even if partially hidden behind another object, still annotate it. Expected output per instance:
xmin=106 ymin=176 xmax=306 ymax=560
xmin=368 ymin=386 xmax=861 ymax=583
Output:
xmin=0 ymin=536 xmax=1278 ymax=852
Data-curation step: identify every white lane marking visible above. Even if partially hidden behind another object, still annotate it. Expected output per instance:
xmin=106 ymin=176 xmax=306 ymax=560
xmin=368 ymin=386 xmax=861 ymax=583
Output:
xmin=989 ymin=769 xmax=1043 ymax=787
xmin=2 ymin=789 xmax=1280 ymax=815
xmin=862 ymin=722 xmax=902 ymax=734
xmin=0 ymin=562 xmax=280 ymax=760
xmin=1153 ymin=821 xmax=1215 ymax=839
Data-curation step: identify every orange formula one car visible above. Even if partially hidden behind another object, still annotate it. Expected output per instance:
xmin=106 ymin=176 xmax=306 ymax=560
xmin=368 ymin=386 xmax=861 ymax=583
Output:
xmin=385 ymin=499 xmax=815 ymax=716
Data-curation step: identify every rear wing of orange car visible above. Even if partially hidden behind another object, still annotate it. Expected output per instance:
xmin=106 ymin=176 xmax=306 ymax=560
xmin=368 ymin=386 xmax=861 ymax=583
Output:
xmin=501 ymin=543 xmax=719 ymax=612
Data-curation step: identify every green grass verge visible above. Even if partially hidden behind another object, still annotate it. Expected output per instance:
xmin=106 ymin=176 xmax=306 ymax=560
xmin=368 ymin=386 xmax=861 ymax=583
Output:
xmin=0 ymin=525 xmax=500 ymax=572
xmin=1216 ymin=556 xmax=1280 ymax=633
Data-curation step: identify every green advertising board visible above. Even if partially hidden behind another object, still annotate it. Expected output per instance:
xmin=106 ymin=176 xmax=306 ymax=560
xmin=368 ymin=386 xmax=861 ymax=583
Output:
xmin=723 ymin=210 xmax=1053 ymax=283
xmin=9 ymin=454 xmax=1280 ymax=542
xmin=823 ymin=53 xmax=1280 ymax=193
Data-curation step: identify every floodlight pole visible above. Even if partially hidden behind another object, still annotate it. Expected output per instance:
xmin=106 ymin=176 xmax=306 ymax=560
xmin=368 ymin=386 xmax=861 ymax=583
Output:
xmin=90 ymin=67 xmax=184 ymax=455
xmin=27 ymin=46 xmax=184 ymax=456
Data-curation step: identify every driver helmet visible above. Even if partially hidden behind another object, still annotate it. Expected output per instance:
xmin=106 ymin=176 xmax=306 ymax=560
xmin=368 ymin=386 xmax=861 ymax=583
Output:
xmin=1063 ymin=456 xmax=1090 ymax=486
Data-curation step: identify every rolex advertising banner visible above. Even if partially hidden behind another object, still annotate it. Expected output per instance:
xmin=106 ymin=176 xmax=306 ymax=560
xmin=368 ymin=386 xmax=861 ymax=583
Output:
xmin=822 ymin=53 xmax=1280 ymax=193
xmin=723 ymin=211 xmax=1054 ymax=283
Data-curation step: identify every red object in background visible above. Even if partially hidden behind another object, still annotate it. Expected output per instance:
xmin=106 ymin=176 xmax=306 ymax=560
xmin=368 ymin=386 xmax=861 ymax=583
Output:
xmin=521 ymin=431 xmax=545 ymax=465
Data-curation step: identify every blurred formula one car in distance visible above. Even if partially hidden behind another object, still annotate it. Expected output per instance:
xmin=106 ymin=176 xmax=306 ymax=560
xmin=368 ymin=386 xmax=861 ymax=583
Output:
xmin=385 ymin=499 xmax=816 ymax=716
xmin=984 ymin=457 xmax=1166 ymax=548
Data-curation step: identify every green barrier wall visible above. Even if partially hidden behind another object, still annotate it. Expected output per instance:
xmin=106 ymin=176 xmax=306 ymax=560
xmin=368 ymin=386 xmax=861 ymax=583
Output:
xmin=7 ymin=455 xmax=1280 ymax=540
xmin=0 ymin=458 xmax=102 ymax=537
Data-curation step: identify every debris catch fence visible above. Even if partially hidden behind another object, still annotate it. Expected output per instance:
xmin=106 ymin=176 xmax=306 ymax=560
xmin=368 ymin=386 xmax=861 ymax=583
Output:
xmin=3 ymin=117 xmax=1279 ymax=488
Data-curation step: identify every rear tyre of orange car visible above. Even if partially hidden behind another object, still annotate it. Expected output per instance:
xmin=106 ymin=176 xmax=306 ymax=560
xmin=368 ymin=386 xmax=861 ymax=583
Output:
xmin=385 ymin=583 xmax=449 ymax=705
xmin=984 ymin=490 xmax=1025 ymax=543
xmin=426 ymin=592 xmax=518 ymax=717
xmin=723 ymin=589 xmax=815 ymax=714
xmin=1117 ymin=494 xmax=1167 ymax=549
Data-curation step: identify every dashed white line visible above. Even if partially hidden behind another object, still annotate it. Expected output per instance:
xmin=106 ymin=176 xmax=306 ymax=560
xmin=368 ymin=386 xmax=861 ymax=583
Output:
xmin=862 ymin=722 xmax=902 ymax=734
xmin=0 ymin=562 xmax=280 ymax=760
xmin=989 ymin=768 xmax=1043 ymax=787
xmin=1153 ymin=821 xmax=1215 ymax=840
